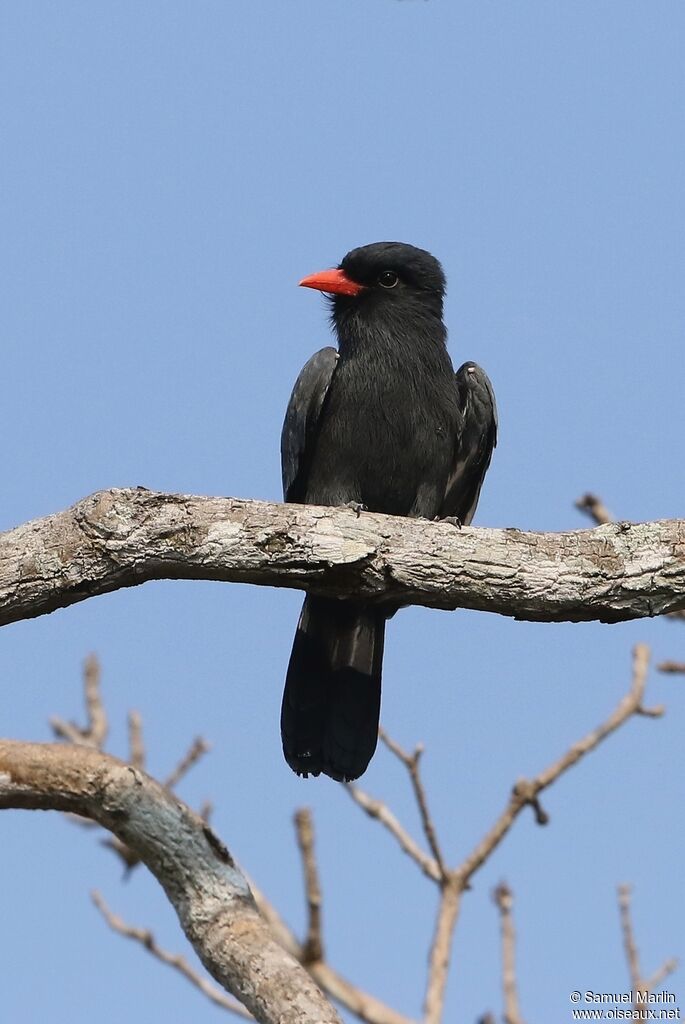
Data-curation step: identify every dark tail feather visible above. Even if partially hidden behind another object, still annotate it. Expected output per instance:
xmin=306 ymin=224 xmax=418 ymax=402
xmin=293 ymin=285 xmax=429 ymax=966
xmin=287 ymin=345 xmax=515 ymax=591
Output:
xmin=281 ymin=595 xmax=385 ymax=782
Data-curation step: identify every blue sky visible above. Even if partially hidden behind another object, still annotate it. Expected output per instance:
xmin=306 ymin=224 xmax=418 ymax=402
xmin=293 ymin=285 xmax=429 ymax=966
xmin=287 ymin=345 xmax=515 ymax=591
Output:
xmin=1 ymin=2 xmax=684 ymax=1021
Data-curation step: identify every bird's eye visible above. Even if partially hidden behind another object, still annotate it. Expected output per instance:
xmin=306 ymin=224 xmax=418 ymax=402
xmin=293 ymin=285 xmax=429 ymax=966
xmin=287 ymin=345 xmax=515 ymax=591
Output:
xmin=378 ymin=270 xmax=399 ymax=289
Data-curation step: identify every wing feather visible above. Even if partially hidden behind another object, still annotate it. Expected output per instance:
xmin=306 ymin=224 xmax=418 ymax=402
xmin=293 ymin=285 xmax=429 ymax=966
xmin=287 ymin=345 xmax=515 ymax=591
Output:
xmin=281 ymin=347 xmax=338 ymax=502
xmin=440 ymin=362 xmax=497 ymax=524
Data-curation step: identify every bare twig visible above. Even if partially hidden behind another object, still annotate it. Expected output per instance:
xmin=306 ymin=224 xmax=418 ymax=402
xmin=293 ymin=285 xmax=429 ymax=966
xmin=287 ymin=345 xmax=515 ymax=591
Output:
xmin=575 ymin=492 xmax=613 ymax=525
xmin=618 ymin=884 xmax=642 ymax=994
xmin=91 ymin=891 xmax=252 ymax=1018
xmin=246 ymin=877 xmax=416 ymax=1024
xmin=128 ymin=710 xmax=145 ymax=768
xmin=345 ymin=646 xmax=663 ymax=1023
xmin=494 ymin=883 xmax=525 ymax=1024
xmin=294 ymin=809 xmax=324 ymax=963
xmin=102 ymin=835 xmax=141 ymax=873
xmin=344 ymin=782 xmax=441 ymax=883
xmin=36 ymin=665 xmax=413 ymax=1023
xmin=379 ymin=729 xmax=446 ymax=879
xmin=423 ymin=879 xmax=462 ymax=1024
xmin=618 ymin=885 xmax=678 ymax=1019
xmin=643 ymin=959 xmax=680 ymax=995
xmin=50 ymin=654 xmax=108 ymax=749
xmin=657 ymin=661 xmax=685 ymax=674
xmin=163 ymin=736 xmax=211 ymax=790
xmin=457 ymin=645 xmax=658 ymax=886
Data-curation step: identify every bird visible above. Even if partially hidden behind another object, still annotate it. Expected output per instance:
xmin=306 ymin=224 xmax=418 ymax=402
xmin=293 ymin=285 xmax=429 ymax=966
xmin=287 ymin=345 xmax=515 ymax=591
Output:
xmin=280 ymin=241 xmax=497 ymax=782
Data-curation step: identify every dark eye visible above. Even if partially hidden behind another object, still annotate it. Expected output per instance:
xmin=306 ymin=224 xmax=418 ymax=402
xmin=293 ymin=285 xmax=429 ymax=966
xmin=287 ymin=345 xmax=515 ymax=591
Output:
xmin=378 ymin=270 xmax=399 ymax=289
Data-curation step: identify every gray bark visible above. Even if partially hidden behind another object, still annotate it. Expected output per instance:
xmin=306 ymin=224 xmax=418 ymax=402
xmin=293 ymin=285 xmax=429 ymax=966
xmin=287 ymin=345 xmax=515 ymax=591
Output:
xmin=1 ymin=487 xmax=683 ymax=626
xmin=0 ymin=741 xmax=342 ymax=1024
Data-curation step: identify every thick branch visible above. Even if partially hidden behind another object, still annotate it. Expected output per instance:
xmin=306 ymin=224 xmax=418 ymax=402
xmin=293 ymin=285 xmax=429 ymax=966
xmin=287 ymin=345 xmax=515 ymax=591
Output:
xmin=1 ymin=488 xmax=684 ymax=627
xmin=0 ymin=741 xmax=341 ymax=1024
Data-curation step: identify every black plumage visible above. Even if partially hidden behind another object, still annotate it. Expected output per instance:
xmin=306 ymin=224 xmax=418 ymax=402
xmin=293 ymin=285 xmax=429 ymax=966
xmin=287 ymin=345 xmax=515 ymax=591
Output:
xmin=280 ymin=242 xmax=497 ymax=782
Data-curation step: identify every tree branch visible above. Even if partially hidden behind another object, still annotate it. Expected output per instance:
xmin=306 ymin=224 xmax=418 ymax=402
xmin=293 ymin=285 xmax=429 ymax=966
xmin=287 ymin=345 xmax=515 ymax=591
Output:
xmin=378 ymin=730 xmax=447 ymax=880
xmin=617 ymin=884 xmax=678 ymax=1019
xmin=1 ymin=488 xmax=684 ymax=627
xmin=423 ymin=879 xmax=462 ymax=1024
xmin=456 ymin=645 xmax=658 ymax=885
xmin=343 ymin=781 xmax=442 ymax=883
xmin=246 ymin=876 xmax=416 ymax=1024
xmin=294 ymin=809 xmax=324 ymax=964
xmin=50 ymin=653 xmax=108 ymax=749
xmin=0 ymin=741 xmax=341 ymax=1024
xmin=574 ymin=491 xmax=685 ymax=623
xmin=493 ymin=883 xmax=525 ymax=1024
xmin=91 ymin=890 xmax=253 ymax=1019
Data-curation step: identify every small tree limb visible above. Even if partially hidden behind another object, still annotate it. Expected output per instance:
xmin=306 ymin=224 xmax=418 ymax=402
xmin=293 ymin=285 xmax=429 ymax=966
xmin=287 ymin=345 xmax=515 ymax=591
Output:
xmin=493 ymin=882 xmax=525 ymax=1024
xmin=456 ymin=644 xmax=657 ymax=885
xmin=91 ymin=890 xmax=253 ymax=1018
xmin=379 ymin=730 xmax=446 ymax=880
xmin=617 ymin=884 xmax=678 ymax=1019
xmin=294 ymin=808 xmax=324 ymax=964
xmin=343 ymin=781 xmax=442 ymax=883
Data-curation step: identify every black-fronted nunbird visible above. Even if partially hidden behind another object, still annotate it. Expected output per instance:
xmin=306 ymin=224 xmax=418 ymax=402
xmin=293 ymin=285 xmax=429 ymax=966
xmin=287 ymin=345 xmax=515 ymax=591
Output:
xmin=280 ymin=241 xmax=497 ymax=782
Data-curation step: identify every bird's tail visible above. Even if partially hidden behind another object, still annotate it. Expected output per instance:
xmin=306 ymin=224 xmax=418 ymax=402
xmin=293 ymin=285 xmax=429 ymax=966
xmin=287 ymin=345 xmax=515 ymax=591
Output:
xmin=281 ymin=595 xmax=385 ymax=782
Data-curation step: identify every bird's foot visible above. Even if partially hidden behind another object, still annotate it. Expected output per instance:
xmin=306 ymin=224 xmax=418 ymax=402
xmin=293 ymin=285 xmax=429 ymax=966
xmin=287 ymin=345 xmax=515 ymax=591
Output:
xmin=439 ymin=515 xmax=463 ymax=530
xmin=345 ymin=501 xmax=367 ymax=518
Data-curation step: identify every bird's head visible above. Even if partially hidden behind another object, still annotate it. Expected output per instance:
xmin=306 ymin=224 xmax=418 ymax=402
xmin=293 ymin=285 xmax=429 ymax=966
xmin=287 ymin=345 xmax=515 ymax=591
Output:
xmin=299 ymin=242 xmax=446 ymax=337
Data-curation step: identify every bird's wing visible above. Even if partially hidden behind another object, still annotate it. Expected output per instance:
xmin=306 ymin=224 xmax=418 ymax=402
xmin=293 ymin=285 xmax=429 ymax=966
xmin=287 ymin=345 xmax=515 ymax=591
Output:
xmin=281 ymin=346 xmax=339 ymax=502
xmin=440 ymin=362 xmax=498 ymax=525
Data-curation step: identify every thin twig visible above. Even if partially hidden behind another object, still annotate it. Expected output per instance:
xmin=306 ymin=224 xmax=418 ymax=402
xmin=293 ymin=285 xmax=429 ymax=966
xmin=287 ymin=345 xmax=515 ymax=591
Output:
xmin=50 ymin=654 xmax=108 ymax=749
xmin=245 ymin=875 xmax=416 ymax=1024
xmin=102 ymin=836 xmax=141 ymax=873
xmin=575 ymin=493 xmax=613 ymax=525
xmin=83 ymin=654 xmax=108 ymax=747
xmin=618 ymin=884 xmax=642 ymax=993
xmin=359 ymin=647 xmax=662 ymax=1023
xmin=457 ymin=644 xmax=658 ymax=886
xmin=294 ymin=808 xmax=324 ymax=963
xmin=344 ymin=783 xmax=442 ymax=883
xmin=128 ymin=710 xmax=145 ymax=768
xmin=423 ymin=879 xmax=462 ymax=1024
xmin=494 ymin=882 xmax=525 ymax=1024
xmin=163 ymin=737 xmax=211 ymax=790
xmin=643 ymin=958 xmax=679 ymax=995
xmin=379 ymin=729 xmax=447 ymax=879
xmin=657 ymin=661 xmax=685 ymax=674
xmin=91 ymin=891 xmax=252 ymax=1018
xmin=618 ymin=884 xmax=678 ymax=1019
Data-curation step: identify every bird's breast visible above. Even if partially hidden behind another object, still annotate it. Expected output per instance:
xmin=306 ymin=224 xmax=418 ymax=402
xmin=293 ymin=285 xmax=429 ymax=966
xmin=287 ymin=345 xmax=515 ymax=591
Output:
xmin=306 ymin=348 xmax=460 ymax=518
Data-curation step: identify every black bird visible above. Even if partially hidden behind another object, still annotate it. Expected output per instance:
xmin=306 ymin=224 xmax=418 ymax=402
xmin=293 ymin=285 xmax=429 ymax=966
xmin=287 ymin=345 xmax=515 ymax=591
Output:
xmin=280 ymin=242 xmax=497 ymax=782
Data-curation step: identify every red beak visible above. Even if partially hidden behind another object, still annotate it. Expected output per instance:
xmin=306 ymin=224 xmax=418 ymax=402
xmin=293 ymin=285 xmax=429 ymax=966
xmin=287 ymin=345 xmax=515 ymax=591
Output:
xmin=299 ymin=268 xmax=365 ymax=297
